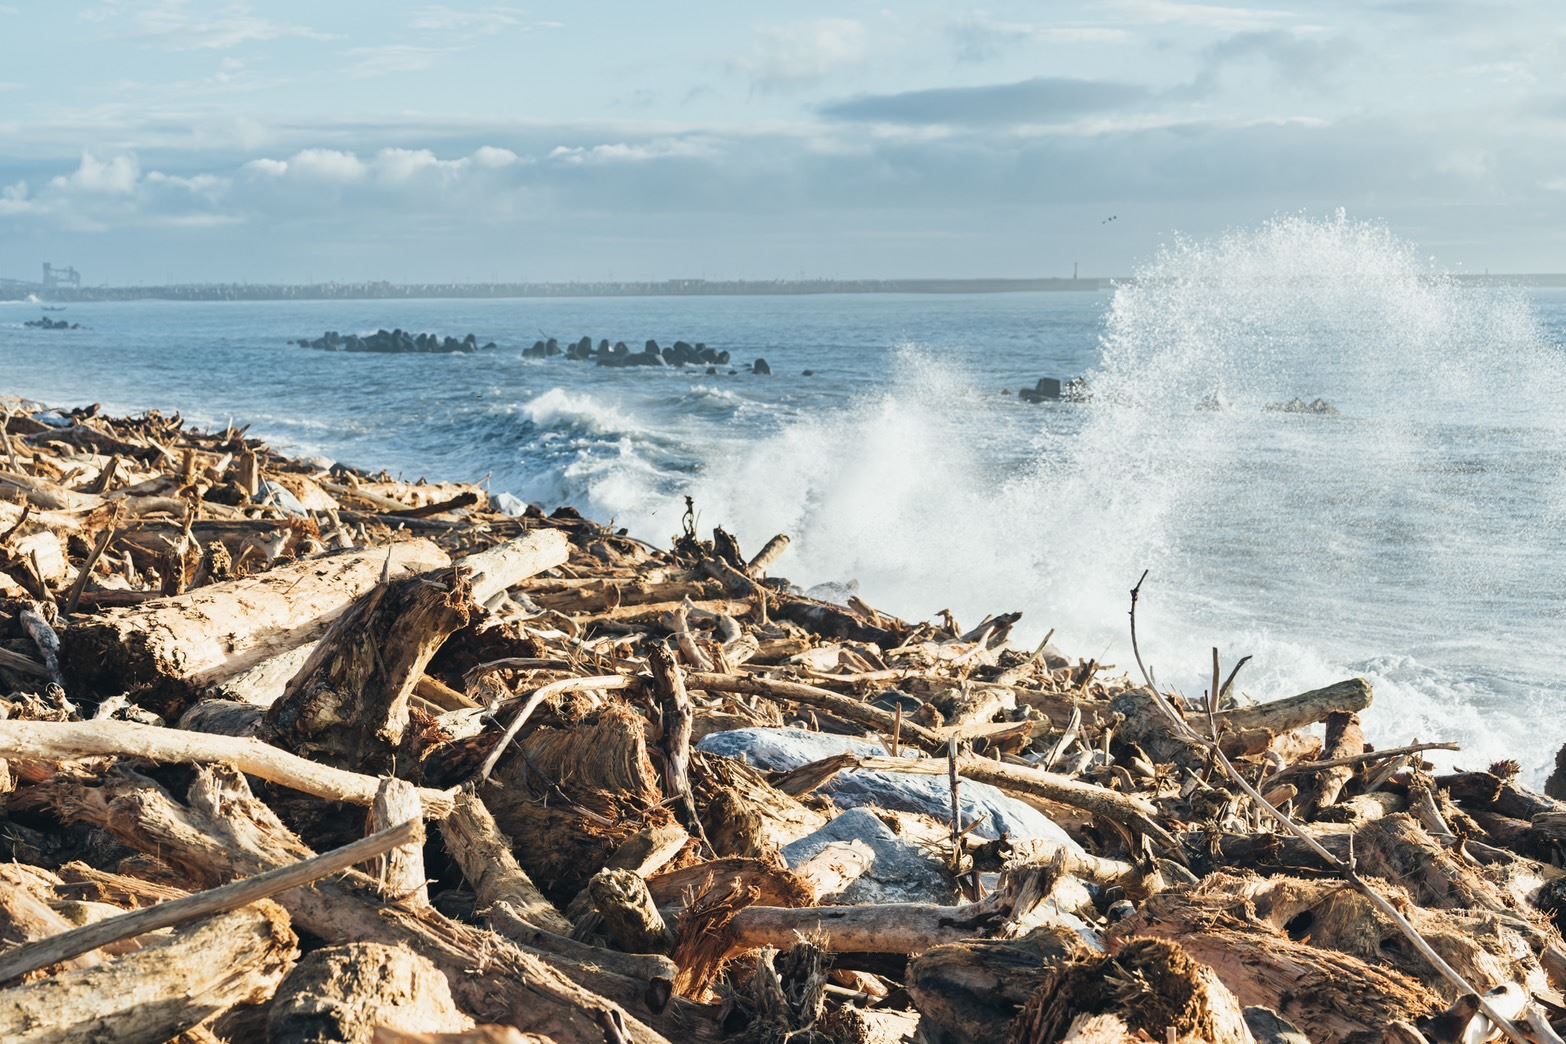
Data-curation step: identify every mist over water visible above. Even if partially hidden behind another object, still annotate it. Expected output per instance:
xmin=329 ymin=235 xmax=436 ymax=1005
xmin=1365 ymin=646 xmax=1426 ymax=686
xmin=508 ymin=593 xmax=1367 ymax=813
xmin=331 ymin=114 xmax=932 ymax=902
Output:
xmin=2 ymin=214 xmax=1562 ymax=776
xmin=635 ymin=214 xmax=1566 ymax=777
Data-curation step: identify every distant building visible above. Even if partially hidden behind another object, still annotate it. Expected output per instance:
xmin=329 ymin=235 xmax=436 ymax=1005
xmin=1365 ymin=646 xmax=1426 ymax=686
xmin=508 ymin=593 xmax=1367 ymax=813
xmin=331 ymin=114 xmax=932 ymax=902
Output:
xmin=42 ymin=263 xmax=81 ymax=290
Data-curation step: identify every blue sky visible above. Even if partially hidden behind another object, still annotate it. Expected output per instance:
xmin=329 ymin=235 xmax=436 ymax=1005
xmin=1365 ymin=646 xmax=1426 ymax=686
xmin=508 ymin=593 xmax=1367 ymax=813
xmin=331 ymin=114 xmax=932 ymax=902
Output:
xmin=1 ymin=1 xmax=1563 ymax=283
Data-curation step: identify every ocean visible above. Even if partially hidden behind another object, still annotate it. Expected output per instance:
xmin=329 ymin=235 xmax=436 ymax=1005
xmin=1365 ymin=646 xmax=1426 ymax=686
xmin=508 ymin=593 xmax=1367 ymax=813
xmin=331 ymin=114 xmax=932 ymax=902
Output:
xmin=3 ymin=215 xmax=1563 ymax=780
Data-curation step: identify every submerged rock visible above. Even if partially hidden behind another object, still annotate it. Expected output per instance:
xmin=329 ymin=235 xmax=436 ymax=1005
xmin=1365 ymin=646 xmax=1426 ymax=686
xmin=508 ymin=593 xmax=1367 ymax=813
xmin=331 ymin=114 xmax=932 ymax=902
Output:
xmin=752 ymin=358 xmax=772 ymax=375
xmin=1018 ymin=377 xmax=1061 ymax=402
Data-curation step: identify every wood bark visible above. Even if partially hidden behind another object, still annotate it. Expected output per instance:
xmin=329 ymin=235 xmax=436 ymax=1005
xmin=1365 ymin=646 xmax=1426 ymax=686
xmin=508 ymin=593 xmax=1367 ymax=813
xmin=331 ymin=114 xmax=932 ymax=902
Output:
xmin=0 ymin=902 xmax=297 ymax=1044
xmin=590 ymin=869 xmax=674 ymax=955
xmin=40 ymin=765 xmax=710 ymax=1044
xmin=268 ymin=943 xmax=472 ymax=1044
xmin=1007 ymin=937 xmax=1252 ymax=1044
xmin=1212 ymin=677 xmax=1373 ymax=736
xmin=259 ymin=565 xmax=475 ymax=773
xmin=60 ymin=539 xmax=449 ymax=715
xmin=647 ymin=645 xmax=707 ymax=847
xmin=905 ymin=927 xmax=1085 ymax=1043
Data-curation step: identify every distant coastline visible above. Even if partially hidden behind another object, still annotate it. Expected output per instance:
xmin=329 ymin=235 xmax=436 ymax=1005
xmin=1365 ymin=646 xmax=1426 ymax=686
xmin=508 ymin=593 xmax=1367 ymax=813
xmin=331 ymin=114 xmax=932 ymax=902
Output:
xmin=4 ymin=272 xmax=1565 ymax=303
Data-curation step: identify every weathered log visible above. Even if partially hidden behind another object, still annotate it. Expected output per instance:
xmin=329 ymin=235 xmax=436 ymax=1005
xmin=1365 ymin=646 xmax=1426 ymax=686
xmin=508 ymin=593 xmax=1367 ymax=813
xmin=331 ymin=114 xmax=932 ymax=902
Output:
xmin=906 ymin=926 xmax=1085 ymax=1043
xmin=0 ymin=718 xmax=455 ymax=815
xmin=1007 ymin=937 xmax=1252 ymax=1044
xmin=1351 ymin=813 xmax=1513 ymax=913
xmin=259 ymin=565 xmax=476 ymax=772
xmin=60 ymin=539 xmax=449 ymax=715
xmin=0 ymin=902 xmax=297 ymax=1044
xmin=590 ymin=869 xmax=674 ymax=955
xmin=0 ymin=818 xmax=421 ymax=984
xmin=1121 ymin=886 xmax=1445 ymax=1040
xmin=365 ymin=778 xmax=429 ymax=907
xmin=370 ymin=1029 xmax=545 ymax=1044
xmin=268 ymin=943 xmax=472 ymax=1044
xmin=1212 ymin=678 xmax=1373 ymax=736
xmin=40 ymin=765 xmax=707 ymax=1044
xmin=1301 ymin=710 xmax=1364 ymax=816
xmin=684 ymin=672 xmax=944 ymax=749
xmin=647 ymin=646 xmax=702 ymax=827
xmin=690 ymin=750 xmax=824 ymax=858
xmin=439 ymin=789 xmax=571 ymax=935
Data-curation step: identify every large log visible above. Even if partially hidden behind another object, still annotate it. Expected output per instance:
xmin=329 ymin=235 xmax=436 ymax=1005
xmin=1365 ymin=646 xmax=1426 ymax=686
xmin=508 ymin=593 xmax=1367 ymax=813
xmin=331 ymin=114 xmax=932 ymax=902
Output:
xmin=1212 ymin=678 xmax=1373 ymax=736
xmin=60 ymin=540 xmax=449 ymax=715
xmin=268 ymin=943 xmax=473 ymax=1044
xmin=0 ymin=903 xmax=297 ymax=1044
xmin=906 ymin=927 xmax=1084 ymax=1043
xmin=1121 ymin=887 xmax=1444 ymax=1041
xmin=258 ymin=565 xmax=476 ymax=772
xmin=40 ymin=765 xmax=708 ymax=1044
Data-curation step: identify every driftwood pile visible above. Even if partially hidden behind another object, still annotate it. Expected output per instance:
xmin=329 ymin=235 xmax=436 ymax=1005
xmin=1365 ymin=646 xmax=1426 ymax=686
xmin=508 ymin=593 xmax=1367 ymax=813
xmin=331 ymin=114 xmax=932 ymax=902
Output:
xmin=0 ymin=400 xmax=1561 ymax=1043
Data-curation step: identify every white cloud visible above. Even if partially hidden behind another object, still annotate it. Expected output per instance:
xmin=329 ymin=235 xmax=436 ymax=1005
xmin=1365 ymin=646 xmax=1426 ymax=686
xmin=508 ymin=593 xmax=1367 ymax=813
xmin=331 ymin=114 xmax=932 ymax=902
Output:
xmin=346 ymin=44 xmax=450 ymax=78
xmin=285 ymin=148 xmax=367 ymax=182
xmin=949 ymin=14 xmax=1129 ymax=61
xmin=1109 ymin=0 xmax=1297 ymax=31
xmin=87 ymin=0 xmax=330 ymax=50
xmin=472 ymin=146 xmax=522 ymax=168
xmin=243 ymin=157 xmax=288 ymax=176
xmin=409 ymin=4 xmax=556 ymax=35
xmin=0 ymin=180 xmax=32 ymax=216
xmin=733 ymin=18 xmax=867 ymax=92
xmin=51 ymin=152 xmax=141 ymax=195
xmin=549 ymin=139 xmax=719 ymax=164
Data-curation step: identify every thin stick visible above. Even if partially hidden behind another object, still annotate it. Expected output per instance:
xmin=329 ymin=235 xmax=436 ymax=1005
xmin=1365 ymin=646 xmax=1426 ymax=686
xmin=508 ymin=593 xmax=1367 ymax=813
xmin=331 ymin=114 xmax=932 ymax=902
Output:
xmin=65 ymin=523 xmax=116 ymax=615
xmin=0 ymin=719 xmax=455 ymax=816
xmin=1284 ymin=741 xmax=1459 ymax=773
xmin=947 ymin=736 xmax=964 ymax=894
xmin=1128 ymin=569 xmax=1155 ymax=690
xmin=891 ymin=705 xmax=902 ymax=759
xmin=1124 ymin=576 xmax=1527 ymax=1044
xmin=0 ymin=817 xmax=421 ymax=984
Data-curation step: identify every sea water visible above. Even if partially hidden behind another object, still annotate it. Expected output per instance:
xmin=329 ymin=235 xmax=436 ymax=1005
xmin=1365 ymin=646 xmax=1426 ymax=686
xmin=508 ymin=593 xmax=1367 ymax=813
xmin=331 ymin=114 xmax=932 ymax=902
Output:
xmin=2 ymin=215 xmax=1562 ymax=779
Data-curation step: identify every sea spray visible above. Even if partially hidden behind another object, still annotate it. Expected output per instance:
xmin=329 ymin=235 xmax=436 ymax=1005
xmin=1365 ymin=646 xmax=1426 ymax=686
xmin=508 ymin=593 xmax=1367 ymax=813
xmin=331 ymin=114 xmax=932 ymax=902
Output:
xmin=666 ymin=213 xmax=1565 ymax=778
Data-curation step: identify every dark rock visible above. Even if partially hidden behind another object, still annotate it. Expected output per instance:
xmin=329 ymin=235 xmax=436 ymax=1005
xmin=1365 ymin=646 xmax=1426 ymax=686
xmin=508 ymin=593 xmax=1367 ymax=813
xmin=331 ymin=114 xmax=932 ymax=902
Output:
xmin=802 ymin=370 xmax=815 ymax=377
xmin=1548 ymin=743 xmax=1566 ymax=800
xmin=1018 ymin=377 xmax=1061 ymax=403
xmin=751 ymin=358 xmax=771 ymax=376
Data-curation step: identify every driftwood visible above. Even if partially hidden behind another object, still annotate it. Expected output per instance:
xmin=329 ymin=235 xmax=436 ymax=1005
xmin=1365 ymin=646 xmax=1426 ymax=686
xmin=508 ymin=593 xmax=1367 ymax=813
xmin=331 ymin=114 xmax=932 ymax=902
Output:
xmin=0 ymin=402 xmax=1561 ymax=1044
xmin=61 ymin=539 xmax=449 ymax=714
xmin=0 ymin=902 xmax=297 ymax=1044
xmin=268 ymin=943 xmax=473 ymax=1044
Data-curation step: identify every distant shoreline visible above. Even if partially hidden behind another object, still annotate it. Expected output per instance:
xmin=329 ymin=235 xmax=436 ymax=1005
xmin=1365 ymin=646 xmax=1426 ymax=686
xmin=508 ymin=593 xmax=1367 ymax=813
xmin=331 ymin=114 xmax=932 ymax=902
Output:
xmin=4 ymin=272 xmax=1564 ymax=304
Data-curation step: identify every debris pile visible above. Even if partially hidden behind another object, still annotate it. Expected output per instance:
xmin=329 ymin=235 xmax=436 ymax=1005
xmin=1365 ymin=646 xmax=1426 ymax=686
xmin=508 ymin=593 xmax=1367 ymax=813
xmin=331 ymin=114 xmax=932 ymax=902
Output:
xmin=0 ymin=398 xmax=1560 ymax=1043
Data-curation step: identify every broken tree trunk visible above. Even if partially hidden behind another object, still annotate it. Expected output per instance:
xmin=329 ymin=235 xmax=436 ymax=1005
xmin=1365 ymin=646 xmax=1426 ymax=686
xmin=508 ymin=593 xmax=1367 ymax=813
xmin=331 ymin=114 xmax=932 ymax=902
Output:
xmin=906 ymin=927 xmax=1085 ymax=1044
xmin=60 ymin=539 xmax=449 ymax=716
xmin=1300 ymin=710 xmax=1364 ymax=816
xmin=40 ymin=765 xmax=711 ymax=1044
xmin=258 ymin=565 xmax=476 ymax=773
xmin=1008 ymin=937 xmax=1252 ymax=1044
xmin=268 ymin=943 xmax=473 ymax=1044
xmin=589 ymin=869 xmax=674 ymax=955
xmin=0 ymin=902 xmax=297 ymax=1044
xmin=1212 ymin=678 xmax=1373 ymax=736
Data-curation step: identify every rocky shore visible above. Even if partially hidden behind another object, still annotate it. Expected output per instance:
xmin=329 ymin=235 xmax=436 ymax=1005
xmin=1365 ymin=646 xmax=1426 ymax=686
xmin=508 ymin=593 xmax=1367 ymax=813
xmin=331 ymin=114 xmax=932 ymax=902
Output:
xmin=296 ymin=329 xmax=496 ymax=353
xmin=0 ymin=398 xmax=1560 ymax=1043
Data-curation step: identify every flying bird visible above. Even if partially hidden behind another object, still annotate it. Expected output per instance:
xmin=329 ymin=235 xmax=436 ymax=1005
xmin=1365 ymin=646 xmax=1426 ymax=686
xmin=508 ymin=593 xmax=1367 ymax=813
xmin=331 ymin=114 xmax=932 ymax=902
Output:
xmin=1101 ymin=215 xmax=1118 ymax=224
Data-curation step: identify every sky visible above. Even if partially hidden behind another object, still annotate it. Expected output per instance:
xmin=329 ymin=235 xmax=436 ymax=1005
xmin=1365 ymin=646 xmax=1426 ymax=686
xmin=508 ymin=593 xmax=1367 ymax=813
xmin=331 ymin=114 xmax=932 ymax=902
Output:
xmin=1 ymin=0 xmax=1564 ymax=283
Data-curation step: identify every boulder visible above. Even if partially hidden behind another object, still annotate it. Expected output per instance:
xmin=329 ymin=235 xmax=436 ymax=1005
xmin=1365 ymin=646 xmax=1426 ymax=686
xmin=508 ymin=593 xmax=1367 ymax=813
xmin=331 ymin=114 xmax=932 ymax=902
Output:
xmin=1548 ymin=743 xmax=1566 ymax=800
xmin=752 ymin=358 xmax=772 ymax=376
xmin=1018 ymin=377 xmax=1061 ymax=403
xmin=491 ymin=492 xmax=529 ymax=517
xmin=782 ymin=808 xmax=956 ymax=905
xmin=696 ymin=727 xmax=1081 ymax=847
